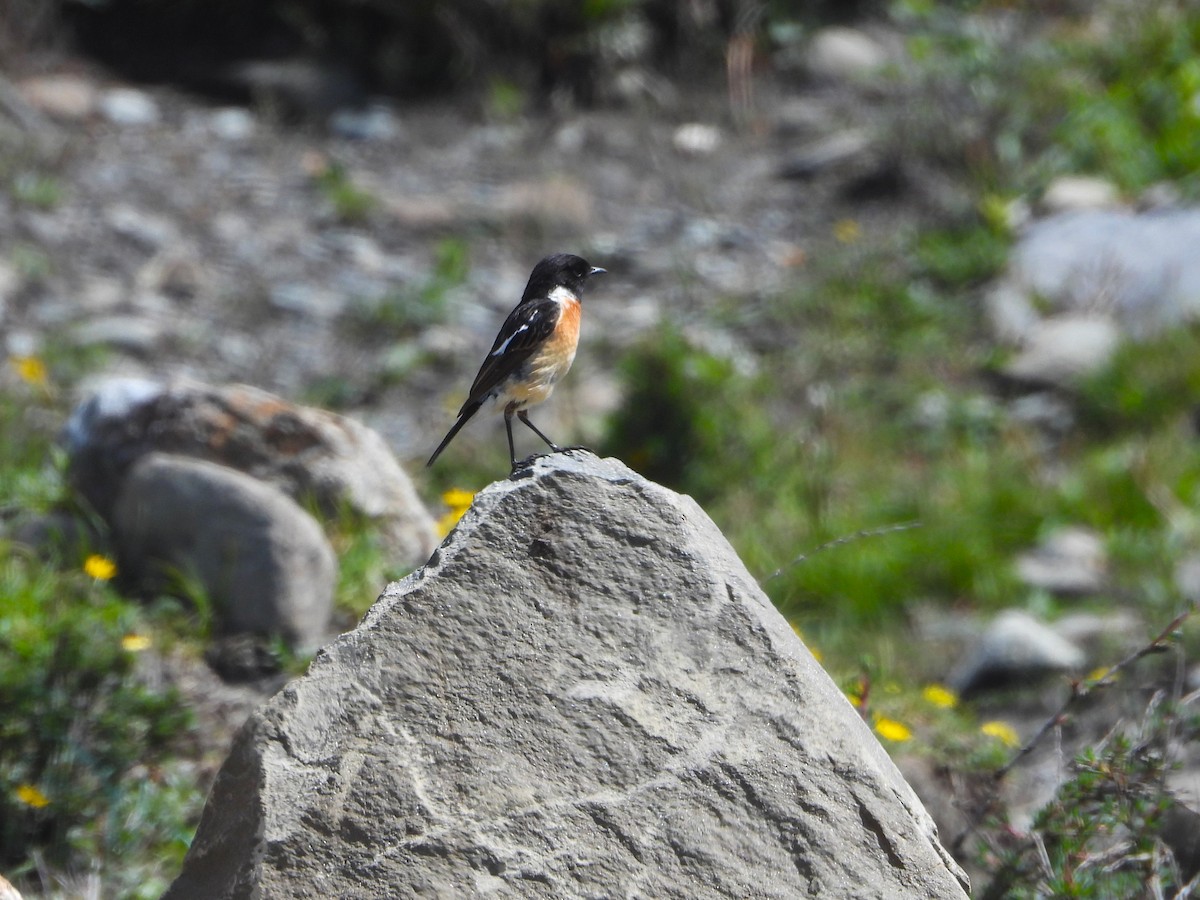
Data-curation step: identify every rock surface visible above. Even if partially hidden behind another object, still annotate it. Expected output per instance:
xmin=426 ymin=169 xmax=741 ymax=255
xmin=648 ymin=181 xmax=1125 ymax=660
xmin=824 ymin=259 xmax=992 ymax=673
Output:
xmin=114 ymin=453 xmax=336 ymax=649
xmin=164 ymin=452 xmax=968 ymax=899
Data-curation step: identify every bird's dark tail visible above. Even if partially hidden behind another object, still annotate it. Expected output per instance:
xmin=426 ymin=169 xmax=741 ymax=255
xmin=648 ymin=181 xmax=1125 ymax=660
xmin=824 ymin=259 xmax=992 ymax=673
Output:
xmin=427 ymin=401 xmax=482 ymax=467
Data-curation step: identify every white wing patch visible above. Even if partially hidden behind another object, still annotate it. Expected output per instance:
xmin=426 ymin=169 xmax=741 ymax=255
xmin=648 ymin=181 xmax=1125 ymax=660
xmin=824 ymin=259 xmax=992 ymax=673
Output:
xmin=492 ymin=323 xmax=529 ymax=357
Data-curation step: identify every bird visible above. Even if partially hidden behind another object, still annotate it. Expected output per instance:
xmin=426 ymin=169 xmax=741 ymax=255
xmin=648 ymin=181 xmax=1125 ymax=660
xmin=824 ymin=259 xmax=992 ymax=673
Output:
xmin=427 ymin=253 xmax=606 ymax=469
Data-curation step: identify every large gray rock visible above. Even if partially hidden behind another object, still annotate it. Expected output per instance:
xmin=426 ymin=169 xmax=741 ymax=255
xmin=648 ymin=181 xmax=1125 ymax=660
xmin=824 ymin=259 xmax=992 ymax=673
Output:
xmin=988 ymin=208 xmax=1200 ymax=346
xmin=164 ymin=452 xmax=968 ymax=899
xmin=65 ymin=377 xmax=438 ymax=566
xmin=114 ymin=453 xmax=336 ymax=649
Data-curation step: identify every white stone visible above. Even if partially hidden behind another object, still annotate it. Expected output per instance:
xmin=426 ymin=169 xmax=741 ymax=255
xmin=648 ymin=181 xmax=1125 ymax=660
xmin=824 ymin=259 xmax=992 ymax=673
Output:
xmin=808 ymin=27 xmax=888 ymax=80
xmin=1003 ymin=314 xmax=1120 ymax=388
xmin=1042 ymin=176 xmax=1121 ymax=213
xmin=210 ymin=107 xmax=256 ymax=141
xmin=100 ymin=88 xmax=161 ymax=126
xmin=672 ymin=123 xmax=722 ymax=156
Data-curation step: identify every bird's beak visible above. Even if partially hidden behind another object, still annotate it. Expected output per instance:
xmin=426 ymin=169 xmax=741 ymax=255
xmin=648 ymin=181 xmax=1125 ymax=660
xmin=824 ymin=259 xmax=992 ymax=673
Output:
xmin=589 ymin=266 xmax=607 ymax=277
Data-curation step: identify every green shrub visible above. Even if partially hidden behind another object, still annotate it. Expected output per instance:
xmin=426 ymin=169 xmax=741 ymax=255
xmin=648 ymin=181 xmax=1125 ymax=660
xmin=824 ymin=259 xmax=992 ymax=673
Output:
xmin=0 ymin=549 xmax=194 ymax=875
xmin=600 ymin=326 xmax=771 ymax=503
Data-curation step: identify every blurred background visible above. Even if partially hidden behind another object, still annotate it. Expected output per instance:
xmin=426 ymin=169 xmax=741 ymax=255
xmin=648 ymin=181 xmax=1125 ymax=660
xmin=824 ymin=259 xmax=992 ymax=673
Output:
xmin=3 ymin=0 xmax=1200 ymax=896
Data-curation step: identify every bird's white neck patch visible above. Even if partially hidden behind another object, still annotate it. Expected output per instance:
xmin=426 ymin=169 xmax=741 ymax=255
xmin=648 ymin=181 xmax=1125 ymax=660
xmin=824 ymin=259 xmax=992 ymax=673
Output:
xmin=548 ymin=285 xmax=578 ymax=305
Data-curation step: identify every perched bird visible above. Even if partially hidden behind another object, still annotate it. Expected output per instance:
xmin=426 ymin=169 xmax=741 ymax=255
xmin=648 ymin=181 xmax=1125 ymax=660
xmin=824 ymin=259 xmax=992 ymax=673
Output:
xmin=427 ymin=253 xmax=606 ymax=468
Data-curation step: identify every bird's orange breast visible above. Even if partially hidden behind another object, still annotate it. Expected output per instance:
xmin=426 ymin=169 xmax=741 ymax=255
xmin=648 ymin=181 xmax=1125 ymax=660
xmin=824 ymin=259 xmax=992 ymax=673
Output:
xmin=504 ymin=297 xmax=581 ymax=406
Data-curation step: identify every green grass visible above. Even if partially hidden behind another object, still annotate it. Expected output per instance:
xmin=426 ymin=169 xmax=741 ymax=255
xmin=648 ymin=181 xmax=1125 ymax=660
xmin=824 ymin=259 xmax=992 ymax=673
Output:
xmin=0 ymin=383 xmax=203 ymax=891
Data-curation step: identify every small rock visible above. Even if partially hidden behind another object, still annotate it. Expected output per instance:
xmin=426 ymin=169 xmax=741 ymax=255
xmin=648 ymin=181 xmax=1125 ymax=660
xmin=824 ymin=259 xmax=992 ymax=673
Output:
xmin=70 ymin=315 xmax=167 ymax=356
xmin=329 ymin=103 xmax=400 ymax=141
xmin=1015 ymin=527 xmax=1107 ymax=596
xmin=807 ymin=27 xmax=888 ymax=80
xmin=18 ymin=74 xmax=97 ymax=120
xmin=672 ymin=122 xmax=722 ymax=156
xmin=1002 ymin=314 xmax=1120 ymax=388
xmin=106 ymin=204 xmax=178 ymax=250
xmin=204 ymin=634 xmax=283 ymax=683
xmin=114 ymin=453 xmax=335 ymax=649
xmin=1051 ymin=610 xmax=1142 ymax=653
xmin=268 ymin=282 xmax=345 ymax=318
xmin=99 ymin=88 xmax=161 ymax=126
xmin=1041 ymin=176 xmax=1121 ymax=213
xmin=947 ymin=609 xmax=1087 ymax=697
xmin=778 ymin=129 xmax=874 ymax=180
xmin=1174 ymin=553 xmax=1200 ymax=603
xmin=209 ymin=107 xmax=256 ymax=141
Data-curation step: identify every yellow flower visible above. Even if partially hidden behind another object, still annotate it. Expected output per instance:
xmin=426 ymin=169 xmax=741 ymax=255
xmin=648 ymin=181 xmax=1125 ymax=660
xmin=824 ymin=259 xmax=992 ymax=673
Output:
xmin=873 ymin=716 xmax=913 ymax=742
xmin=10 ymin=355 xmax=48 ymax=387
xmin=83 ymin=554 xmax=118 ymax=581
xmin=121 ymin=634 xmax=152 ymax=652
xmin=922 ymin=684 xmax=959 ymax=709
xmin=981 ymin=720 xmax=1020 ymax=748
xmin=833 ymin=219 xmax=862 ymax=244
xmin=436 ymin=487 xmax=476 ymax=537
xmin=441 ymin=487 xmax=475 ymax=509
xmin=16 ymin=784 xmax=50 ymax=809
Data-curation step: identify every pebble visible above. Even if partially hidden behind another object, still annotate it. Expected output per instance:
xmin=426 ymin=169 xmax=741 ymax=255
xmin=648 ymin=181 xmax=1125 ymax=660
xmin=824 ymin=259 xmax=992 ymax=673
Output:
xmin=1041 ymin=175 xmax=1121 ymax=213
xmin=672 ymin=123 xmax=722 ymax=156
xmin=209 ymin=107 xmax=256 ymax=141
xmin=329 ymin=103 xmax=400 ymax=141
xmin=1002 ymin=315 xmax=1120 ymax=388
xmin=71 ymin=315 xmax=167 ymax=356
xmin=99 ymin=88 xmax=161 ymax=126
xmin=268 ymin=282 xmax=345 ymax=318
xmin=106 ymin=204 xmax=178 ymax=250
xmin=778 ymin=129 xmax=875 ymax=179
xmin=18 ymin=74 xmax=98 ymax=120
xmin=807 ymin=27 xmax=888 ymax=80
xmin=1015 ymin=527 xmax=1107 ymax=596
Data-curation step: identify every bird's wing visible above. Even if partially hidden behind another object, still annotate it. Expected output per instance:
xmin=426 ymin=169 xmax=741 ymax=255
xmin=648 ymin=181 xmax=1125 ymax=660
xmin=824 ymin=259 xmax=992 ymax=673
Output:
xmin=462 ymin=297 xmax=561 ymax=408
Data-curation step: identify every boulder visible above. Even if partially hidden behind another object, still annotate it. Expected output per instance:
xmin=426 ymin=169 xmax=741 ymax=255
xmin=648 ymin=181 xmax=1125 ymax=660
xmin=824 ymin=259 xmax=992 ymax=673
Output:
xmin=114 ymin=453 xmax=336 ymax=649
xmin=164 ymin=452 xmax=968 ymax=899
xmin=987 ymin=208 xmax=1200 ymax=346
xmin=65 ymin=377 xmax=438 ymax=566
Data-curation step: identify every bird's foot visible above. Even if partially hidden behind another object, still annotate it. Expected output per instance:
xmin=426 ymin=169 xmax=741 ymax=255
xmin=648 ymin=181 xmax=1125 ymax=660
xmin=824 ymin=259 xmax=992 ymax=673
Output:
xmin=510 ymin=446 xmax=594 ymax=475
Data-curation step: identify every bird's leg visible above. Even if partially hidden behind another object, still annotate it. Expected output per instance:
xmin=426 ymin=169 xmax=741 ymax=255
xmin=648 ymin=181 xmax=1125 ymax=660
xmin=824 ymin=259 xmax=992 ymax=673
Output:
xmin=517 ymin=410 xmax=562 ymax=452
xmin=504 ymin=406 xmax=518 ymax=468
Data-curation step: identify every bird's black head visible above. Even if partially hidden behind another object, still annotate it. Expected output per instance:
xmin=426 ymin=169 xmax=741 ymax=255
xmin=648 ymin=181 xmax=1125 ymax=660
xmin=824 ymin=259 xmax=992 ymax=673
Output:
xmin=522 ymin=253 xmax=606 ymax=302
